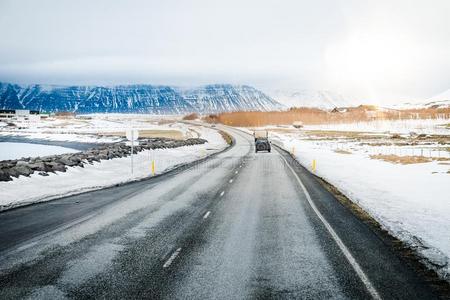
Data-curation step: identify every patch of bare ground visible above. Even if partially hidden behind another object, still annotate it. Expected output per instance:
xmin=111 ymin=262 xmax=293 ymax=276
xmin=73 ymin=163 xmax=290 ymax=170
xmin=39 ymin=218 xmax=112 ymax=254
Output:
xmin=303 ymin=130 xmax=378 ymax=139
xmin=99 ymin=129 xmax=184 ymax=139
xmin=156 ymin=119 xmax=177 ymax=125
xmin=219 ymin=130 xmax=233 ymax=145
xmin=370 ymin=154 xmax=450 ymax=165
xmin=334 ymin=149 xmax=352 ymax=154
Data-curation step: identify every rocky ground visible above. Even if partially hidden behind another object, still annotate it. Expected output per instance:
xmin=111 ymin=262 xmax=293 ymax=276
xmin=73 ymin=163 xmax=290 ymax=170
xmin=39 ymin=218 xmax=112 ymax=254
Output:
xmin=0 ymin=138 xmax=206 ymax=182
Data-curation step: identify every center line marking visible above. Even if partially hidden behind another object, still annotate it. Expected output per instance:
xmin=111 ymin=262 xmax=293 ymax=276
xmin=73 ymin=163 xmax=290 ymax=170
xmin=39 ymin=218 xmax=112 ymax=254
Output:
xmin=163 ymin=248 xmax=182 ymax=268
xmin=203 ymin=211 xmax=211 ymax=219
xmin=220 ymin=191 xmax=225 ymax=197
xmin=229 ymin=179 xmax=233 ymax=183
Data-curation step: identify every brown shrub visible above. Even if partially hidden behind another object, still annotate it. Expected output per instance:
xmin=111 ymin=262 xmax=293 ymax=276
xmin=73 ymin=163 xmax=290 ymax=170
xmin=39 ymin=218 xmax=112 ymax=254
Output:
xmin=202 ymin=114 xmax=219 ymax=123
xmin=213 ymin=107 xmax=450 ymax=127
xmin=182 ymin=113 xmax=199 ymax=120
xmin=334 ymin=149 xmax=352 ymax=155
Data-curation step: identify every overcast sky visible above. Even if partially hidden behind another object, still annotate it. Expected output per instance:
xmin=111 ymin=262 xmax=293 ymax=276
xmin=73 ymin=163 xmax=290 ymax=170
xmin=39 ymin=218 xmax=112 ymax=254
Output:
xmin=0 ymin=0 xmax=449 ymax=103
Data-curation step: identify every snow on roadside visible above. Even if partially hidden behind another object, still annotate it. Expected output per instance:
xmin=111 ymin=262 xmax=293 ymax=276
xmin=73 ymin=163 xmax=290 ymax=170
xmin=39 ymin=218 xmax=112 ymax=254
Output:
xmin=271 ymin=132 xmax=450 ymax=280
xmin=0 ymin=126 xmax=227 ymax=211
xmin=0 ymin=114 xmax=184 ymax=143
xmin=304 ymin=118 xmax=449 ymax=135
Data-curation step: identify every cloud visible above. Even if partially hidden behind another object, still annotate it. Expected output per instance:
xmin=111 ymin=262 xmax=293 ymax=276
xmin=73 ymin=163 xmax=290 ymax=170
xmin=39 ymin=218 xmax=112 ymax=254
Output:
xmin=0 ymin=0 xmax=449 ymax=103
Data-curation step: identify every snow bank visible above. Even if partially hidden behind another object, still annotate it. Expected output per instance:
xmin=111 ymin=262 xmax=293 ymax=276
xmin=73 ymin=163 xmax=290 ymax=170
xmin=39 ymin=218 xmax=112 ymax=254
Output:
xmin=272 ymin=132 xmax=450 ymax=280
xmin=0 ymin=126 xmax=227 ymax=211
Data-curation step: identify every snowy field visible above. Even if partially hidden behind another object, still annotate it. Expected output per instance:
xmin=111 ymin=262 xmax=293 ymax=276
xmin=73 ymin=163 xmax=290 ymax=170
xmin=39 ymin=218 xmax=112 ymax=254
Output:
xmin=304 ymin=118 xmax=449 ymax=135
xmin=241 ymin=120 xmax=450 ymax=280
xmin=0 ymin=142 xmax=79 ymax=160
xmin=0 ymin=114 xmax=192 ymax=143
xmin=268 ymin=128 xmax=450 ymax=280
xmin=0 ymin=122 xmax=228 ymax=211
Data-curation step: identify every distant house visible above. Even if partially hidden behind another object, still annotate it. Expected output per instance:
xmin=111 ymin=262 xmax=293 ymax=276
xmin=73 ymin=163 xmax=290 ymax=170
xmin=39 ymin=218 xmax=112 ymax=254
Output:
xmin=0 ymin=109 xmax=15 ymax=120
xmin=0 ymin=109 xmax=43 ymax=122
xmin=15 ymin=110 xmax=42 ymax=122
xmin=330 ymin=107 xmax=347 ymax=113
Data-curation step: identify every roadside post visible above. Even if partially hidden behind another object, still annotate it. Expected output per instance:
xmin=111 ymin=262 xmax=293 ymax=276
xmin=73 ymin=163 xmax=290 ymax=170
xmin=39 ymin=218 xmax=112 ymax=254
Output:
xmin=126 ymin=129 xmax=139 ymax=174
xmin=312 ymin=159 xmax=316 ymax=172
xmin=152 ymin=160 xmax=155 ymax=176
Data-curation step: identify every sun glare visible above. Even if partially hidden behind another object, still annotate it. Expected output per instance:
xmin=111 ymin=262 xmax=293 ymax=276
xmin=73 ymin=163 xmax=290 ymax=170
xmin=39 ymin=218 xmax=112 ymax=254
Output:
xmin=324 ymin=30 xmax=416 ymax=90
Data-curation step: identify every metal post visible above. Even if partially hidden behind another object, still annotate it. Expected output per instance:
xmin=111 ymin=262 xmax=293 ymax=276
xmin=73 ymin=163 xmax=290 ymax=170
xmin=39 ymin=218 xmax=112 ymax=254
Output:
xmin=131 ymin=130 xmax=134 ymax=174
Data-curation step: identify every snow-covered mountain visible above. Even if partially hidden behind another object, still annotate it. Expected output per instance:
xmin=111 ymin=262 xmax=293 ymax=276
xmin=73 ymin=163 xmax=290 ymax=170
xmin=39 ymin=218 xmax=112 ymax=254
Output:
xmin=267 ymin=89 xmax=355 ymax=110
xmin=0 ymin=82 xmax=283 ymax=114
xmin=425 ymin=89 xmax=450 ymax=108
xmin=428 ymin=89 xmax=450 ymax=101
xmin=389 ymin=89 xmax=450 ymax=109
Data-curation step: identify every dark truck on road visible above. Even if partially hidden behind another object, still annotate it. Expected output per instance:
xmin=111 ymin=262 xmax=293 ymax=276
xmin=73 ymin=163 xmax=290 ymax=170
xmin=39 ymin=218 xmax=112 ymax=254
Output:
xmin=254 ymin=130 xmax=271 ymax=153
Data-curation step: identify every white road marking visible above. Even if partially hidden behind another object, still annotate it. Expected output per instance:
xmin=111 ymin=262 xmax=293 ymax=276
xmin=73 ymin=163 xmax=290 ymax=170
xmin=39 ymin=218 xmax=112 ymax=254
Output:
xmin=235 ymin=170 xmax=239 ymax=174
xmin=203 ymin=211 xmax=211 ymax=219
xmin=220 ymin=191 xmax=225 ymax=197
xmin=15 ymin=241 xmax=38 ymax=252
xmin=229 ymin=179 xmax=233 ymax=183
xmin=279 ymin=153 xmax=382 ymax=300
xmin=163 ymin=248 xmax=182 ymax=268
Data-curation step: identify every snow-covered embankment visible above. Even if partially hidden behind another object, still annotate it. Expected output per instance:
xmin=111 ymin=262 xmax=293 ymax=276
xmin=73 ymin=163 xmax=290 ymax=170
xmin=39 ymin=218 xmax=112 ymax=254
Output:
xmin=0 ymin=126 xmax=228 ymax=212
xmin=271 ymin=131 xmax=450 ymax=281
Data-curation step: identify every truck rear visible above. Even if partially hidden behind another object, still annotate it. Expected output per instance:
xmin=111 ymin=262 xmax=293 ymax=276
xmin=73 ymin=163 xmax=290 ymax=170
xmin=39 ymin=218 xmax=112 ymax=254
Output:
xmin=253 ymin=130 xmax=271 ymax=153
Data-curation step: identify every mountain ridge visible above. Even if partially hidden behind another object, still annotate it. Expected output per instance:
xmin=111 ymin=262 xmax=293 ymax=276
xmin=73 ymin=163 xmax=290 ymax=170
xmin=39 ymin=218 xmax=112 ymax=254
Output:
xmin=0 ymin=82 xmax=284 ymax=114
xmin=266 ymin=89 xmax=356 ymax=110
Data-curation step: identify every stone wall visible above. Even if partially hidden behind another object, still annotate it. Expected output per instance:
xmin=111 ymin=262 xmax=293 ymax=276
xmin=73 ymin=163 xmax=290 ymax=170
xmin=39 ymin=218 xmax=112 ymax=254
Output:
xmin=0 ymin=138 xmax=206 ymax=181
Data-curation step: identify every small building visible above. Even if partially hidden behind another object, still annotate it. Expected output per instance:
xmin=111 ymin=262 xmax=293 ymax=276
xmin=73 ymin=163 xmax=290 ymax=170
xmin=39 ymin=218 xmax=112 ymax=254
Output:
xmin=330 ymin=107 xmax=347 ymax=113
xmin=0 ymin=109 xmax=15 ymax=120
xmin=292 ymin=121 xmax=303 ymax=128
xmin=15 ymin=109 xmax=42 ymax=122
xmin=0 ymin=109 xmax=42 ymax=122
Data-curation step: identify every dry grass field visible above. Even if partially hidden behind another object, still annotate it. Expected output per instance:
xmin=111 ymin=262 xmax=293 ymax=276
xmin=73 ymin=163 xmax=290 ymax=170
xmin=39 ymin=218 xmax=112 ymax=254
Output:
xmin=370 ymin=154 xmax=450 ymax=165
xmin=205 ymin=106 xmax=450 ymax=127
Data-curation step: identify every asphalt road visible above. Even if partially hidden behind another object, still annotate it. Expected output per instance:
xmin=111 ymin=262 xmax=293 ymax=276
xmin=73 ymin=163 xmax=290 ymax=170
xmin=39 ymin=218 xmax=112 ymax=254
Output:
xmin=0 ymin=127 xmax=441 ymax=299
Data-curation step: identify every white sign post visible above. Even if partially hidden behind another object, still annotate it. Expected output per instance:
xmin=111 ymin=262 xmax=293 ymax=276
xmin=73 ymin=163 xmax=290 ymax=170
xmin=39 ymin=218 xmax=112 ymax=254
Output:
xmin=126 ymin=129 xmax=139 ymax=174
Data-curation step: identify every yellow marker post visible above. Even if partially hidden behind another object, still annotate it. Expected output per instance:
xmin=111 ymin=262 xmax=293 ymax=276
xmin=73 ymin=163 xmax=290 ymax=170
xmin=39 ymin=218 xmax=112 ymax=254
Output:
xmin=151 ymin=160 xmax=155 ymax=176
xmin=312 ymin=159 xmax=316 ymax=172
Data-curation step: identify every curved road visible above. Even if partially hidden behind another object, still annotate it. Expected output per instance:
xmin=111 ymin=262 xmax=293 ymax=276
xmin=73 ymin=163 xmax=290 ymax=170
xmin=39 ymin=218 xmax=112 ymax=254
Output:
xmin=0 ymin=127 xmax=441 ymax=299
